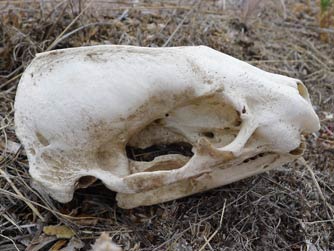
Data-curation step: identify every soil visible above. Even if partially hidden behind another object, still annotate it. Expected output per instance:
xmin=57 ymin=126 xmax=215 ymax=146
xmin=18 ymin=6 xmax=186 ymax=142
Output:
xmin=0 ymin=0 xmax=333 ymax=250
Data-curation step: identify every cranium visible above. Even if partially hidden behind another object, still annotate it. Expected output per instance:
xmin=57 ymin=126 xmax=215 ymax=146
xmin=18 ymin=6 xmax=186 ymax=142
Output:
xmin=14 ymin=45 xmax=320 ymax=209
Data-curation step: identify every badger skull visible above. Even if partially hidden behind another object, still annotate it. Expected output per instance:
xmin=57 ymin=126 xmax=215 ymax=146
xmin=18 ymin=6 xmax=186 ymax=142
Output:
xmin=14 ymin=45 xmax=320 ymax=208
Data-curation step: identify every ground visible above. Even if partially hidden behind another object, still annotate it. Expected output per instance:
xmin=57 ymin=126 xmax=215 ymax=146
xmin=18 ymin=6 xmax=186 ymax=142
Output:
xmin=0 ymin=0 xmax=334 ymax=250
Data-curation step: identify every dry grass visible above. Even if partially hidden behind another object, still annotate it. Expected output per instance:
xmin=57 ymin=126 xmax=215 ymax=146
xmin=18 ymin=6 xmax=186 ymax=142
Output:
xmin=0 ymin=0 xmax=334 ymax=250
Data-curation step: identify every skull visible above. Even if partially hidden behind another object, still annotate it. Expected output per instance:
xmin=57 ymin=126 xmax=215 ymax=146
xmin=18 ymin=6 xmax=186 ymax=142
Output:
xmin=14 ymin=45 xmax=320 ymax=208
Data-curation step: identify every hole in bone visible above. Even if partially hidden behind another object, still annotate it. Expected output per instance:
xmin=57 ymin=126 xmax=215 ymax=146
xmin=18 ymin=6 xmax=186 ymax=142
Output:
xmin=35 ymin=131 xmax=49 ymax=146
xmin=234 ymin=119 xmax=242 ymax=126
xmin=233 ymin=111 xmax=242 ymax=126
xmin=76 ymin=176 xmax=97 ymax=189
xmin=243 ymin=152 xmax=268 ymax=164
xmin=201 ymin=131 xmax=215 ymax=139
xmin=242 ymin=106 xmax=246 ymax=114
xmin=153 ymin=118 xmax=163 ymax=125
xmin=126 ymin=142 xmax=193 ymax=162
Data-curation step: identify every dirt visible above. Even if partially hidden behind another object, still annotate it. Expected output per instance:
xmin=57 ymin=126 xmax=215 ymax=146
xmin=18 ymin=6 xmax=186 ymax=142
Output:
xmin=0 ymin=0 xmax=334 ymax=250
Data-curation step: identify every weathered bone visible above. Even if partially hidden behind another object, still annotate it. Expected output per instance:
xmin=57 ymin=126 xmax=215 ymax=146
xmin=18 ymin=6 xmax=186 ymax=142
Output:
xmin=14 ymin=45 xmax=320 ymax=208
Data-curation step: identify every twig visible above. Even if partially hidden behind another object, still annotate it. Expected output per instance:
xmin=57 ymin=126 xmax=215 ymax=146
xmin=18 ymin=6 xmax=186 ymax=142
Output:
xmin=1 ymin=213 xmax=23 ymax=233
xmin=46 ymin=0 xmax=93 ymax=51
xmin=199 ymin=199 xmax=226 ymax=251
xmin=48 ymin=22 xmax=116 ymax=48
xmin=0 ymin=233 xmax=20 ymax=251
xmin=0 ymin=73 xmax=23 ymax=90
xmin=203 ymin=236 xmax=214 ymax=251
xmin=299 ymin=157 xmax=334 ymax=226
xmin=0 ymin=187 xmax=109 ymax=221
xmin=0 ymin=0 xmax=93 ymax=90
xmin=163 ymin=0 xmax=201 ymax=47
xmin=303 ymin=219 xmax=334 ymax=225
xmin=299 ymin=158 xmax=327 ymax=207
xmin=0 ymin=169 xmax=45 ymax=222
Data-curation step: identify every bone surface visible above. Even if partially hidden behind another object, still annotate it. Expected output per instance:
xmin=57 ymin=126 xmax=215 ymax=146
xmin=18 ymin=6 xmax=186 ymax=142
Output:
xmin=14 ymin=45 xmax=320 ymax=208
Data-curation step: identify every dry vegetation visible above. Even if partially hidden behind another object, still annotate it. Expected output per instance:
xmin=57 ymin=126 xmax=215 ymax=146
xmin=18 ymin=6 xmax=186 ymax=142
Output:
xmin=0 ymin=0 xmax=334 ymax=250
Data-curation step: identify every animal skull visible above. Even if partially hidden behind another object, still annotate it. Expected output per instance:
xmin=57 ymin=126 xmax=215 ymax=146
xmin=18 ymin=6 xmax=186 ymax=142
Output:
xmin=14 ymin=45 xmax=320 ymax=208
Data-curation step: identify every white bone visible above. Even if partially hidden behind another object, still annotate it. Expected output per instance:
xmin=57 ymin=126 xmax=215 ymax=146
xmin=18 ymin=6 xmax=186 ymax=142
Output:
xmin=14 ymin=45 xmax=320 ymax=208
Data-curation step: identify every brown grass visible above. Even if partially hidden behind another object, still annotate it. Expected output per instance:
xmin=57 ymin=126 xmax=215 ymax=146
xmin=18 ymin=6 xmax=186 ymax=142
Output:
xmin=1 ymin=0 xmax=334 ymax=250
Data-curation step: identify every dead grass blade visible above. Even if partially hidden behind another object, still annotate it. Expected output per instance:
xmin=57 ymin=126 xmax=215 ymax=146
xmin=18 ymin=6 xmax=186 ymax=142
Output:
xmin=0 ymin=169 xmax=45 ymax=222
xmin=198 ymin=199 xmax=226 ymax=251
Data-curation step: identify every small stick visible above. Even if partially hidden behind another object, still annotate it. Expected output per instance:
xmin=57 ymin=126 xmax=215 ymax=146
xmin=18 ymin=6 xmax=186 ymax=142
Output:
xmin=0 ymin=234 xmax=20 ymax=251
xmin=299 ymin=157 xmax=334 ymax=226
xmin=199 ymin=199 xmax=226 ymax=251
xmin=50 ymin=22 xmax=116 ymax=47
xmin=299 ymin=158 xmax=327 ymax=206
xmin=0 ymin=169 xmax=45 ymax=222
xmin=46 ymin=0 xmax=93 ymax=51
xmin=163 ymin=0 xmax=201 ymax=47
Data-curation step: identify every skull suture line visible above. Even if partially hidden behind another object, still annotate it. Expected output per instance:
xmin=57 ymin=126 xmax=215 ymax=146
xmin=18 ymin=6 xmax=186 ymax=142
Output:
xmin=14 ymin=45 xmax=320 ymax=209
